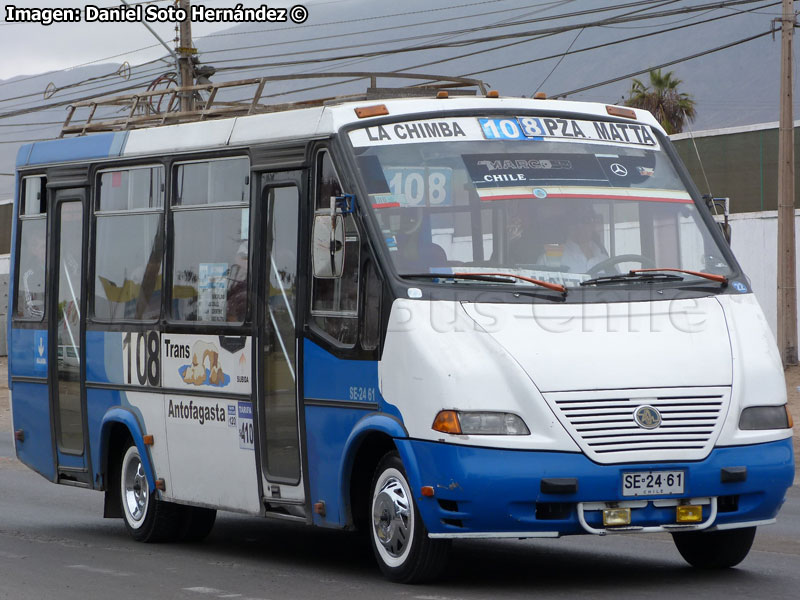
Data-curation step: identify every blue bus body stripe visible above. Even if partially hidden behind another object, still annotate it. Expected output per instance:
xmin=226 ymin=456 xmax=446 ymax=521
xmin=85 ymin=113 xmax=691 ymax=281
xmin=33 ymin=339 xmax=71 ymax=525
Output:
xmin=11 ymin=381 xmax=55 ymax=481
xmin=405 ymin=438 xmax=795 ymax=535
xmin=16 ymin=144 xmax=33 ymax=167
xmin=7 ymin=175 xmax=20 ymax=389
xmin=20 ymin=132 xmax=128 ymax=167
xmin=98 ymin=407 xmax=155 ymax=490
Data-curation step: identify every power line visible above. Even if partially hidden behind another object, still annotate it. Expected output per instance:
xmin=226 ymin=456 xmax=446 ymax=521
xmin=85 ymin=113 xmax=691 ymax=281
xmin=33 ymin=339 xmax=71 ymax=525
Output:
xmin=535 ymin=28 xmax=584 ymax=94
xmin=197 ymin=1 xmax=569 ymax=59
xmin=0 ymin=63 xmax=169 ymax=113
xmin=197 ymin=0 xmax=518 ymax=39
xmin=459 ymin=0 xmax=779 ymax=77
xmin=552 ymin=28 xmax=776 ymax=97
xmin=205 ymin=0 xmax=775 ymax=74
xmin=203 ymin=0 xmax=702 ymax=68
xmin=206 ymin=1 xmax=578 ymax=69
xmin=0 ymin=0 xmax=778 ymax=124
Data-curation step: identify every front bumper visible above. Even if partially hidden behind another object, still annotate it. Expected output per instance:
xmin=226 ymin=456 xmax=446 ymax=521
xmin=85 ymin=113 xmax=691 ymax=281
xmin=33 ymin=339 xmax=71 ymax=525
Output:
xmin=396 ymin=437 xmax=795 ymax=537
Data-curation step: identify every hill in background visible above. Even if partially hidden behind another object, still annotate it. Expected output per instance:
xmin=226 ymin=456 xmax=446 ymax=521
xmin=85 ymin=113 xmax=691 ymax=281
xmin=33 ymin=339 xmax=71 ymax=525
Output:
xmin=0 ymin=0 xmax=795 ymax=198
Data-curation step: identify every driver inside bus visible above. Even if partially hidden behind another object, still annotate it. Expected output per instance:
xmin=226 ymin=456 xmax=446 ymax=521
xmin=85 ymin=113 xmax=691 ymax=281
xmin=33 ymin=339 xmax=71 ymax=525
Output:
xmin=538 ymin=206 xmax=609 ymax=273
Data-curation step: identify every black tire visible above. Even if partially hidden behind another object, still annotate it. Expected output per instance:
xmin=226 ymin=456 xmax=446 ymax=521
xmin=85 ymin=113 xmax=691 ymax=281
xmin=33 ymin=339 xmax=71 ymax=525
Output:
xmin=672 ymin=526 xmax=757 ymax=569
xmin=369 ymin=451 xmax=450 ymax=583
xmin=178 ymin=506 xmax=217 ymax=543
xmin=119 ymin=442 xmax=183 ymax=542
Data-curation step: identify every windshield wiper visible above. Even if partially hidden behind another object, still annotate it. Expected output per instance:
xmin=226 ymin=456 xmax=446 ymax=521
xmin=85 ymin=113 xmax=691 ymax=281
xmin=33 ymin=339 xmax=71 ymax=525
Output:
xmin=401 ymin=272 xmax=567 ymax=294
xmin=580 ymin=272 xmax=684 ymax=286
xmin=581 ymin=267 xmax=727 ymax=287
xmin=630 ymin=268 xmax=728 ymax=284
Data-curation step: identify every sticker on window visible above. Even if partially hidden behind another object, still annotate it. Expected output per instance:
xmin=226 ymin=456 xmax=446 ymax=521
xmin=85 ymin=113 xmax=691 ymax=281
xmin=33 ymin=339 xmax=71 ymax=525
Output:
xmin=383 ymin=166 xmax=453 ymax=206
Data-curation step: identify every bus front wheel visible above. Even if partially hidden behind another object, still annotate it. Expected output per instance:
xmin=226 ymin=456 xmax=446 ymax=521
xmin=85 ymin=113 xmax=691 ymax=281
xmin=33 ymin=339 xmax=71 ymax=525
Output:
xmin=672 ymin=526 xmax=756 ymax=569
xmin=369 ymin=452 xmax=450 ymax=583
xmin=119 ymin=443 xmax=181 ymax=542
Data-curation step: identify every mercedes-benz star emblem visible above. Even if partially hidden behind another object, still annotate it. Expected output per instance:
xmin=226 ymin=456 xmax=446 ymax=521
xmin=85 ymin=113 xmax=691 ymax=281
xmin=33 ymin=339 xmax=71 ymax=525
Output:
xmin=610 ymin=163 xmax=628 ymax=177
xmin=634 ymin=405 xmax=662 ymax=429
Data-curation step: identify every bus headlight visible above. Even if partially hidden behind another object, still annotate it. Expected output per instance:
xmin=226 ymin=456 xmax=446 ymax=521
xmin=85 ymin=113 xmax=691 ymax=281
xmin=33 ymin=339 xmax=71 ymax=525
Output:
xmin=432 ymin=410 xmax=530 ymax=435
xmin=738 ymin=405 xmax=792 ymax=430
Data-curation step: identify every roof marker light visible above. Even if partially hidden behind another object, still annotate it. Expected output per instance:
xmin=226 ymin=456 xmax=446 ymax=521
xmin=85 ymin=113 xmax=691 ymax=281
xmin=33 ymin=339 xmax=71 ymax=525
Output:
xmin=606 ymin=105 xmax=637 ymax=119
xmin=533 ymin=92 xmax=547 ymax=99
xmin=487 ymin=90 xmax=500 ymax=98
xmin=436 ymin=91 xmax=449 ymax=99
xmin=354 ymin=104 xmax=389 ymax=118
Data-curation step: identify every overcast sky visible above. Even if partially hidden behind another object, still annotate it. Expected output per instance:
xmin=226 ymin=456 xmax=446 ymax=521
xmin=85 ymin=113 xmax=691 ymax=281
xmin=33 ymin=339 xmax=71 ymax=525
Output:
xmin=0 ymin=0 xmax=349 ymax=80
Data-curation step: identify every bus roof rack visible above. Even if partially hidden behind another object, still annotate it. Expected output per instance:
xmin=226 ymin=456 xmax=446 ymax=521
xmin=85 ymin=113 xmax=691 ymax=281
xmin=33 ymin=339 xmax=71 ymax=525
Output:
xmin=59 ymin=72 xmax=489 ymax=137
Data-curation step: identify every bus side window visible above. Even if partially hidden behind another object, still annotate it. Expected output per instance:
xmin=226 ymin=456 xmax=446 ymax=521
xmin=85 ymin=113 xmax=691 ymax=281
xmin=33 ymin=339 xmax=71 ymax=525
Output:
xmin=15 ymin=176 xmax=47 ymax=320
xmin=94 ymin=166 xmax=164 ymax=322
xmin=170 ymin=157 xmax=250 ymax=323
xmin=360 ymin=259 xmax=382 ymax=351
xmin=311 ymin=150 xmax=359 ymax=346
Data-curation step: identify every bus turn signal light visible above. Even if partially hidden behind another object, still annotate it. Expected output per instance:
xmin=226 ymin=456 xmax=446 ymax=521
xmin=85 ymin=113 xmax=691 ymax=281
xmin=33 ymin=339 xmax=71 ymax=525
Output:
xmin=354 ymin=104 xmax=389 ymax=118
xmin=787 ymin=405 xmax=794 ymax=429
xmin=432 ymin=410 xmax=462 ymax=434
xmin=421 ymin=486 xmax=435 ymax=497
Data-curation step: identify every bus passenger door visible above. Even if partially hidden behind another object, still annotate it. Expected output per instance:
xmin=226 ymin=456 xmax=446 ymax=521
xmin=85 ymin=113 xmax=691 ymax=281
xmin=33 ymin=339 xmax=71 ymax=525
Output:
xmin=50 ymin=191 xmax=89 ymax=484
xmin=258 ymin=176 xmax=306 ymax=517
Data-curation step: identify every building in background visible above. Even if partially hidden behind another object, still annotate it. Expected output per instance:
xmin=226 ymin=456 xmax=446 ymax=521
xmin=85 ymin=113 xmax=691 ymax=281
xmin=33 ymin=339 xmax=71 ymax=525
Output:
xmin=672 ymin=121 xmax=800 ymax=213
xmin=673 ymin=123 xmax=800 ymax=344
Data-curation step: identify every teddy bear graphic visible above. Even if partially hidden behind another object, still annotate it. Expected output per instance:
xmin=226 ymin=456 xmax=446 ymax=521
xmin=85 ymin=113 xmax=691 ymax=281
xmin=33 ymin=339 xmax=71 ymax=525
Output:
xmin=181 ymin=341 xmax=226 ymax=386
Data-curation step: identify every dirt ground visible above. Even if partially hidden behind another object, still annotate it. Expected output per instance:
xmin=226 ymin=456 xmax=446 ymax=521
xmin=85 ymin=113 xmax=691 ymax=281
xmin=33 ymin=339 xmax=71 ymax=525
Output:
xmin=0 ymin=356 xmax=798 ymax=467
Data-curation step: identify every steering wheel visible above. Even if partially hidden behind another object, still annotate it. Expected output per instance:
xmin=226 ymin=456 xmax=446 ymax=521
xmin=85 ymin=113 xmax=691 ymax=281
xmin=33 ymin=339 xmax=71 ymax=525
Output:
xmin=587 ymin=254 xmax=656 ymax=277
xmin=399 ymin=207 xmax=424 ymax=235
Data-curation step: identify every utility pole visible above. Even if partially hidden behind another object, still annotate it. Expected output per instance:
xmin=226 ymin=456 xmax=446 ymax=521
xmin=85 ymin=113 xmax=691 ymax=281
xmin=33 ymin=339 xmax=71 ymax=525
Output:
xmin=778 ymin=0 xmax=797 ymax=367
xmin=176 ymin=0 xmax=196 ymax=111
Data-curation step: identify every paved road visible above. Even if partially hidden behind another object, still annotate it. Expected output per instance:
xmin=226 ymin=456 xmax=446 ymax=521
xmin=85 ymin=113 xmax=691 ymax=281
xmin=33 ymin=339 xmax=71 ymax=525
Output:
xmin=1 ymin=434 xmax=798 ymax=600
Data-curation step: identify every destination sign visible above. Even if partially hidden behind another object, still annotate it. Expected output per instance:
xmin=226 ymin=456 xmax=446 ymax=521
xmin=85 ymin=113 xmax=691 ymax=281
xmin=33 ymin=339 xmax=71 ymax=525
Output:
xmin=479 ymin=117 xmax=660 ymax=150
xmin=351 ymin=116 xmax=661 ymax=150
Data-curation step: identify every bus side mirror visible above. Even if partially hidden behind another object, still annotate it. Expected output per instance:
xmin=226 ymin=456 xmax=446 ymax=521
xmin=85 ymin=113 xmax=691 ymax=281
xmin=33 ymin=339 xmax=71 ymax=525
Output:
xmin=719 ymin=222 xmax=731 ymax=243
xmin=313 ymin=213 xmax=345 ymax=278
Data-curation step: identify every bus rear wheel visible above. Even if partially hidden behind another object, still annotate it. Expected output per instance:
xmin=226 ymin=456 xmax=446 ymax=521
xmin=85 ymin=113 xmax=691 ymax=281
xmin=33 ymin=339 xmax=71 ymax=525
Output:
xmin=672 ymin=526 xmax=756 ymax=569
xmin=119 ymin=442 xmax=182 ymax=542
xmin=369 ymin=452 xmax=450 ymax=583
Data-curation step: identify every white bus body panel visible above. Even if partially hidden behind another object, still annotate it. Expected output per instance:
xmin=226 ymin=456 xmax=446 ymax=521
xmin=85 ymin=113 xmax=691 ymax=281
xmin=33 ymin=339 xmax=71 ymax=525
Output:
xmin=460 ymin=298 xmax=731 ymax=392
xmin=715 ymin=293 xmax=790 ymax=446
xmin=102 ymin=97 xmax=665 ymax=162
xmin=379 ymin=299 xmax=580 ymax=453
xmin=123 ymin=119 xmax=236 ymax=157
xmin=379 ymin=294 xmax=790 ymax=461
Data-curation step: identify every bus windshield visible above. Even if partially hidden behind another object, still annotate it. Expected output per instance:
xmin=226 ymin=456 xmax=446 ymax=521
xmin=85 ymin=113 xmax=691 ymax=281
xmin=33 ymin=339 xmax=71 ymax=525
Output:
xmin=349 ymin=115 xmax=732 ymax=288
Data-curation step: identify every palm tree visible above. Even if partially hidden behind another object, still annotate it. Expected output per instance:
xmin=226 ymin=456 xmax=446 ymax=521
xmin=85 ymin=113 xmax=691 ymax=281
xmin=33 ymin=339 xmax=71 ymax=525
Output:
xmin=624 ymin=69 xmax=697 ymax=134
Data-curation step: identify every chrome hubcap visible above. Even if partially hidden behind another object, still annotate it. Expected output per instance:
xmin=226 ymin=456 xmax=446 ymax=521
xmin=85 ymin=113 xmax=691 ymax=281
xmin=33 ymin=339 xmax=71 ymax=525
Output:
xmin=372 ymin=476 xmax=411 ymax=558
xmin=123 ymin=452 xmax=148 ymax=523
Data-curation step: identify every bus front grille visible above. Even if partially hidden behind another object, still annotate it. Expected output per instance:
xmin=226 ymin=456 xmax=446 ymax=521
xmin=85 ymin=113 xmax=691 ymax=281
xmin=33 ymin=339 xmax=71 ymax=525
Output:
xmin=543 ymin=387 xmax=730 ymax=464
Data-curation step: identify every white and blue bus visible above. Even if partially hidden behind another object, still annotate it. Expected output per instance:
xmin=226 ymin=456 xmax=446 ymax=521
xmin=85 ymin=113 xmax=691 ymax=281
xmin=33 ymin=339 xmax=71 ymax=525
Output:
xmin=8 ymin=86 xmax=795 ymax=582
